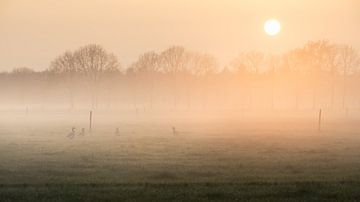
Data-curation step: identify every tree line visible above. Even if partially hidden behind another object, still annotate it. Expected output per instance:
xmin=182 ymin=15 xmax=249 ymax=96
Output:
xmin=0 ymin=41 xmax=359 ymax=111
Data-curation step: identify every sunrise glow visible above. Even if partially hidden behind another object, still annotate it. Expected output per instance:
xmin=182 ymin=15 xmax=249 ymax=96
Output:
xmin=264 ymin=19 xmax=281 ymax=36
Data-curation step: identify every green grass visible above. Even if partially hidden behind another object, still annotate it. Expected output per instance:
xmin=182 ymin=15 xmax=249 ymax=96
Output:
xmin=1 ymin=182 xmax=360 ymax=202
xmin=1 ymin=116 xmax=360 ymax=201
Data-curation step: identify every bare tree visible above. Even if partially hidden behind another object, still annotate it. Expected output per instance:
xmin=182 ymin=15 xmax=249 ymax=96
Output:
xmin=190 ymin=53 xmax=218 ymax=76
xmin=282 ymin=48 xmax=307 ymax=109
xmin=303 ymin=41 xmax=332 ymax=109
xmin=159 ymin=46 xmax=190 ymax=109
xmin=231 ymin=51 xmax=264 ymax=108
xmin=131 ymin=51 xmax=160 ymax=73
xmin=73 ymin=44 xmax=120 ymax=109
xmin=303 ymin=41 xmax=343 ymax=109
xmin=130 ymin=51 xmax=160 ymax=109
xmin=267 ymin=55 xmax=281 ymax=109
xmin=338 ymin=45 xmax=360 ymax=110
xmin=49 ymin=51 xmax=77 ymax=109
xmin=11 ymin=67 xmax=37 ymax=108
xmin=235 ymin=52 xmax=264 ymax=74
xmin=12 ymin=67 xmax=36 ymax=75
xmin=322 ymin=43 xmax=341 ymax=109
xmin=4 ymin=41 xmax=360 ymax=112
xmin=160 ymin=46 xmax=189 ymax=74
xmin=125 ymin=67 xmax=139 ymax=111
xmin=189 ymin=52 xmax=218 ymax=108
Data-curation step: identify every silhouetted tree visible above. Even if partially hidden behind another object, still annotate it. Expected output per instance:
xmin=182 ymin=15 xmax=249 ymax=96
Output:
xmin=73 ymin=44 xmax=120 ymax=108
xmin=231 ymin=51 xmax=264 ymax=108
xmin=303 ymin=41 xmax=331 ymax=109
xmin=321 ymin=43 xmax=340 ymax=109
xmin=267 ymin=55 xmax=281 ymax=109
xmin=49 ymin=51 xmax=77 ymax=109
xmin=338 ymin=45 xmax=360 ymax=109
xmin=189 ymin=53 xmax=218 ymax=108
xmin=11 ymin=67 xmax=37 ymax=108
xmin=131 ymin=51 xmax=160 ymax=109
xmin=159 ymin=46 xmax=190 ymax=109
xmin=12 ymin=67 xmax=36 ymax=75
xmin=2 ymin=41 xmax=360 ymax=112
xmin=282 ymin=48 xmax=306 ymax=109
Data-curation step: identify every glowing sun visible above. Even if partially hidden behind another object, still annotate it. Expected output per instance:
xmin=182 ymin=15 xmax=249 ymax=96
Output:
xmin=264 ymin=19 xmax=281 ymax=36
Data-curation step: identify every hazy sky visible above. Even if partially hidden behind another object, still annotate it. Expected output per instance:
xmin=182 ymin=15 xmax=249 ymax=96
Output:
xmin=0 ymin=0 xmax=359 ymax=70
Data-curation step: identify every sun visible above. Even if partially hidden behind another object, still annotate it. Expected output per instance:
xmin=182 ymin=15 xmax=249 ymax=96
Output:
xmin=264 ymin=19 xmax=281 ymax=36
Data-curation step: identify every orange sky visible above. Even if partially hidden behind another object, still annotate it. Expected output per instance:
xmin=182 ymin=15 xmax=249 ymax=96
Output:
xmin=0 ymin=0 xmax=359 ymax=70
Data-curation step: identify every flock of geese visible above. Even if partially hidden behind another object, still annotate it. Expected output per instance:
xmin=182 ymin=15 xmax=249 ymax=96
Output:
xmin=67 ymin=126 xmax=179 ymax=139
xmin=67 ymin=127 xmax=85 ymax=139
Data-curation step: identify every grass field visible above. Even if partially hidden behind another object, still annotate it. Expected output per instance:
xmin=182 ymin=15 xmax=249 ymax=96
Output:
xmin=1 ymin=110 xmax=360 ymax=201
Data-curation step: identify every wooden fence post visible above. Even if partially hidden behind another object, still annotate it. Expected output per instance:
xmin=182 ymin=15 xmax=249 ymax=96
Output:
xmin=318 ymin=109 xmax=322 ymax=132
xmin=89 ymin=110 xmax=93 ymax=133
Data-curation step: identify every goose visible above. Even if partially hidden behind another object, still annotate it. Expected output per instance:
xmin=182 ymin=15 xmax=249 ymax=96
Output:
xmin=78 ymin=128 xmax=85 ymax=136
xmin=172 ymin=126 xmax=178 ymax=135
xmin=67 ymin=127 xmax=76 ymax=139
xmin=115 ymin=128 xmax=120 ymax=136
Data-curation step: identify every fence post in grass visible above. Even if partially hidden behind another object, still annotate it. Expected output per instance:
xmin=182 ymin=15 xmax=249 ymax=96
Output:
xmin=89 ymin=110 xmax=93 ymax=133
xmin=318 ymin=109 xmax=322 ymax=132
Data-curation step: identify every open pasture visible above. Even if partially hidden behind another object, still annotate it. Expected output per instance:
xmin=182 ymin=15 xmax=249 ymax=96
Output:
xmin=0 ymin=110 xmax=360 ymax=201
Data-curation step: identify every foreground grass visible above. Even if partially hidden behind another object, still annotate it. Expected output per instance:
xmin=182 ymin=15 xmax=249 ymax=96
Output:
xmin=1 ymin=182 xmax=360 ymax=202
xmin=2 ymin=116 xmax=360 ymax=201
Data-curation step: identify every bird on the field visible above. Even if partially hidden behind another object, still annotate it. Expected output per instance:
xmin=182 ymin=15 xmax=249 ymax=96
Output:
xmin=67 ymin=127 xmax=76 ymax=139
xmin=172 ymin=126 xmax=178 ymax=135
xmin=115 ymin=128 xmax=120 ymax=136
xmin=78 ymin=128 xmax=85 ymax=136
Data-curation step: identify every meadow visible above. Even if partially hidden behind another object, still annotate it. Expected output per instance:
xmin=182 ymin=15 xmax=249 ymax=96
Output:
xmin=1 ymin=109 xmax=360 ymax=201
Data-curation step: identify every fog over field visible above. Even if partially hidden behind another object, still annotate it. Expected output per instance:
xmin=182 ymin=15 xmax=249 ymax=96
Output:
xmin=1 ymin=0 xmax=360 ymax=201
xmin=0 ymin=39 xmax=360 ymax=202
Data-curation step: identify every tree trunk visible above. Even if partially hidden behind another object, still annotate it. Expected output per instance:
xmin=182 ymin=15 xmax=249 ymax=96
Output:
xmin=342 ymin=67 xmax=347 ymax=110
xmin=69 ymin=90 xmax=74 ymax=110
